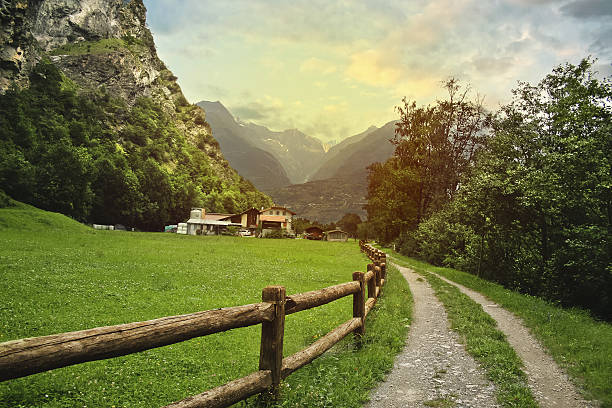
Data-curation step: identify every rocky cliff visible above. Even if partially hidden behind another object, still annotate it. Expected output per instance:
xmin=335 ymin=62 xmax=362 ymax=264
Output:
xmin=1 ymin=0 xmax=232 ymax=175
xmin=0 ymin=0 xmax=272 ymax=228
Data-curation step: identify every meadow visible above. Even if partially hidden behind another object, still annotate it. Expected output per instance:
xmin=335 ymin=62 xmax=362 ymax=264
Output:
xmin=0 ymin=201 xmax=411 ymax=407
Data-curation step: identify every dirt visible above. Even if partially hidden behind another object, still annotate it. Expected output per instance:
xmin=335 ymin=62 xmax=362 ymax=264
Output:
xmin=365 ymin=264 xmax=499 ymax=408
xmin=366 ymin=262 xmax=598 ymax=407
xmin=431 ymin=272 xmax=597 ymax=408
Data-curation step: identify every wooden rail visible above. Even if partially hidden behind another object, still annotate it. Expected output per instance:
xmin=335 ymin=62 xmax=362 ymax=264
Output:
xmin=0 ymin=243 xmax=388 ymax=407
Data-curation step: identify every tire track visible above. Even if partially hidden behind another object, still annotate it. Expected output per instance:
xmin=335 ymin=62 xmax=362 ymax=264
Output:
xmin=430 ymin=271 xmax=597 ymax=408
xmin=365 ymin=264 xmax=499 ymax=407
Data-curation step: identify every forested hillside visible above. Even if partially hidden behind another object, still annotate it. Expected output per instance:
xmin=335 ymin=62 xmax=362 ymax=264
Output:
xmin=0 ymin=0 xmax=271 ymax=230
xmin=365 ymin=59 xmax=612 ymax=320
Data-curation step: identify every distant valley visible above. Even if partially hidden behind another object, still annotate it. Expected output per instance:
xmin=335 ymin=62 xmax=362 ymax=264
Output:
xmin=199 ymin=101 xmax=396 ymax=223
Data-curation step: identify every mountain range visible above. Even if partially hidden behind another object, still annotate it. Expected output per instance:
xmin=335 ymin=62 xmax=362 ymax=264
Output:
xmin=199 ymin=100 xmax=397 ymax=223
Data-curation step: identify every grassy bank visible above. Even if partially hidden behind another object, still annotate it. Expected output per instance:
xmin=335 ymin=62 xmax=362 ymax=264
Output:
xmin=0 ymin=202 xmax=411 ymax=407
xmin=388 ymin=252 xmax=611 ymax=408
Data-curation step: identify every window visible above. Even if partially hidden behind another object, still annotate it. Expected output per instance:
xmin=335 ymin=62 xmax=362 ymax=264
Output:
xmin=282 ymin=211 xmax=285 ymax=215
xmin=276 ymin=211 xmax=280 ymax=215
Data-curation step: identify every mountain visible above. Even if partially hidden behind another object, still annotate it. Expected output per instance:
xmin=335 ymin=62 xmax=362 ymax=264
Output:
xmin=269 ymin=122 xmax=397 ymax=223
xmin=197 ymin=101 xmax=291 ymax=192
xmin=198 ymin=100 xmax=326 ymax=186
xmin=270 ymin=176 xmax=368 ymax=224
xmin=310 ymin=121 xmax=396 ymax=181
xmin=245 ymin=123 xmax=326 ymax=184
xmin=0 ymin=0 xmax=272 ymax=230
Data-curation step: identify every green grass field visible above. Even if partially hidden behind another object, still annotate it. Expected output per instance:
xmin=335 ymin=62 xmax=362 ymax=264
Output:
xmin=387 ymin=251 xmax=612 ymax=408
xmin=0 ymin=201 xmax=412 ymax=407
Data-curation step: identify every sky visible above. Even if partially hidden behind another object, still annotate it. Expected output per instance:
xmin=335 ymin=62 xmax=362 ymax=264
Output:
xmin=142 ymin=0 xmax=612 ymax=144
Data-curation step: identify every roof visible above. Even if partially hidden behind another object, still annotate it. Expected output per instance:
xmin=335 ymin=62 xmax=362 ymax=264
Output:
xmin=260 ymin=215 xmax=287 ymax=222
xmin=187 ymin=218 xmax=241 ymax=226
xmin=239 ymin=208 xmax=260 ymax=215
xmin=305 ymin=226 xmax=323 ymax=233
xmin=205 ymin=213 xmax=234 ymax=221
xmin=326 ymin=229 xmax=348 ymax=234
xmin=260 ymin=206 xmax=296 ymax=215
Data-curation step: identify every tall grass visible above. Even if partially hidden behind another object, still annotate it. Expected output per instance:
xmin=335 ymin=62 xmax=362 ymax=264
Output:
xmin=0 ymin=203 xmax=412 ymax=407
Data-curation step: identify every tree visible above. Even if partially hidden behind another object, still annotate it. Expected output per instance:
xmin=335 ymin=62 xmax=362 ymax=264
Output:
xmin=406 ymin=58 xmax=612 ymax=319
xmin=337 ymin=213 xmax=362 ymax=238
xmin=365 ymin=79 xmax=490 ymax=244
xmin=392 ymin=79 xmax=491 ymax=224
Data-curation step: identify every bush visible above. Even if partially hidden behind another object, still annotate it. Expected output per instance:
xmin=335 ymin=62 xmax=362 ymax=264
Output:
xmin=263 ymin=229 xmax=286 ymax=239
xmin=0 ymin=190 xmax=12 ymax=208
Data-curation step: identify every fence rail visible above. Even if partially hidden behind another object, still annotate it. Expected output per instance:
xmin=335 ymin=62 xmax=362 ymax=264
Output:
xmin=0 ymin=241 xmax=387 ymax=407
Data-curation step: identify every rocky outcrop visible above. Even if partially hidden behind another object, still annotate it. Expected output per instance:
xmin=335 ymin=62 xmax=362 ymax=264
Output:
xmin=0 ymin=0 xmax=238 ymax=182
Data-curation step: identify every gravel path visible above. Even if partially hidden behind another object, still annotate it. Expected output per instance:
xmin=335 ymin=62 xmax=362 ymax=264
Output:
xmin=431 ymin=272 xmax=597 ymax=408
xmin=365 ymin=264 xmax=499 ymax=408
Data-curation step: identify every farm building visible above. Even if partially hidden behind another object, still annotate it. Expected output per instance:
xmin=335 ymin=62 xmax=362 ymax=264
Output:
xmin=326 ymin=229 xmax=349 ymax=242
xmin=186 ymin=208 xmax=241 ymax=235
xmin=224 ymin=208 xmax=261 ymax=234
xmin=305 ymin=226 xmax=324 ymax=240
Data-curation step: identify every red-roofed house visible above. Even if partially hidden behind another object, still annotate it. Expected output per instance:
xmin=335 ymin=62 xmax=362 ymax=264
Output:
xmin=259 ymin=206 xmax=295 ymax=236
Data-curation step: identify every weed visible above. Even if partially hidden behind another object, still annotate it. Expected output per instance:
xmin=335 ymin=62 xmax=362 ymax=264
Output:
xmin=424 ymin=397 xmax=456 ymax=407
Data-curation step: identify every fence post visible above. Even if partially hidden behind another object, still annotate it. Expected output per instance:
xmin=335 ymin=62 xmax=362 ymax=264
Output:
xmin=352 ymin=271 xmax=365 ymax=337
xmin=375 ymin=264 xmax=382 ymax=288
xmin=259 ymin=286 xmax=286 ymax=396
xmin=367 ymin=263 xmax=376 ymax=299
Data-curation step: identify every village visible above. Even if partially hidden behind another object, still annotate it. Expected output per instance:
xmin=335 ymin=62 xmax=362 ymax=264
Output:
xmin=163 ymin=206 xmax=350 ymax=241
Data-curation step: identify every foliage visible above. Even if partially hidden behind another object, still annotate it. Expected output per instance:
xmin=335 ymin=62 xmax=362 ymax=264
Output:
xmin=365 ymin=79 xmax=490 ymax=244
xmin=0 ymin=204 xmax=410 ymax=408
xmin=262 ymin=229 xmax=287 ymax=239
xmin=0 ymin=61 xmax=271 ymax=230
xmin=402 ymin=58 xmax=612 ymax=319
xmin=337 ymin=212 xmax=362 ymax=238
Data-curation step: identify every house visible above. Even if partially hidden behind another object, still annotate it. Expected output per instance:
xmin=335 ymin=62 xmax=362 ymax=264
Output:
xmin=259 ymin=206 xmax=296 ymax=236
xmin=221 ymin=208 xmax=260 ymax=233
xmin=304 ymin=226 xmax=324 ymax=240
xmin=326 ymin=229 xmax=349 ymax=242
xmin=186 ymin=208 xmax=241 ymax=235
xmin=183 ymin=206 xmax=297 ymax=237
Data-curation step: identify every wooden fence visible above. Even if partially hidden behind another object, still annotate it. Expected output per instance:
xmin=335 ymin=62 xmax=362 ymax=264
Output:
xmin=0 ymin=242 xmax=387 ymax=408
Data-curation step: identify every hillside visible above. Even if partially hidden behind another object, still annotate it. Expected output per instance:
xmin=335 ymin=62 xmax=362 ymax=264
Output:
xmin=0 ymin=0 xmax=271 ymax=230
xmin=198 ymin=100 xmax=326 ymax=186
xmin=311 ymin=121 xmax=396 ymax=181
xmin=0 ymin=195 xmax=90 ymax=232
xmin=310 ymin=125 xmax=378 ymax=181
xmin=245 ymin=123 xmax=326 ymax=184
xmin=196 ymin=101 xmax=291 ymax=192
xmin=269 ymin=122 xmax=396 ymax=223
xmin=270 ymin=176 xmax=368 ymax=223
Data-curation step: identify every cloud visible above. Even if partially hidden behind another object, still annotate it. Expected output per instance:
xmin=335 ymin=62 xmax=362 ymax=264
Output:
xmin=230 ymin=96 xmax=285 ymax=123
xmin=299 ymin=57 xmax=337 ymax=75
xmin=561 ymin=0 xmax=612 ymax=19
xmin=346 ymin=49 xmax=403 ymax=87
xmin=589 ymin=27 xmax=612 ymax=56
xmin=472 ymin=56 xmax=515 ymax=75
